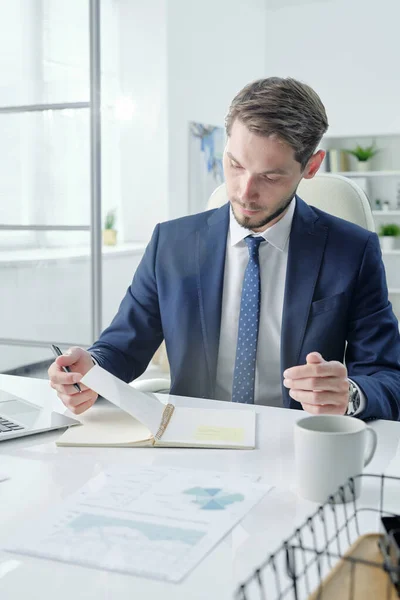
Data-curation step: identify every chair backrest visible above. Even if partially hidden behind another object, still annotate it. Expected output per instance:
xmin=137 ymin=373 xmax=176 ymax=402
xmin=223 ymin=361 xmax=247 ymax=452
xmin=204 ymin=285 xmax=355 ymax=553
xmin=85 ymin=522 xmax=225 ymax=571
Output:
xmin=206 ymin=173 xmax=375 ymax=232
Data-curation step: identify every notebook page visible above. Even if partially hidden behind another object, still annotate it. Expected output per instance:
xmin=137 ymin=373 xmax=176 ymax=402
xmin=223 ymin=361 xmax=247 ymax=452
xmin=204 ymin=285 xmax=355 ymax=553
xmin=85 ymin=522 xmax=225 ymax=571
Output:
xmin=56 ymin=406 xmax=153 ymax=447
xmin=159 ymin=407 xmax=256 ymax=448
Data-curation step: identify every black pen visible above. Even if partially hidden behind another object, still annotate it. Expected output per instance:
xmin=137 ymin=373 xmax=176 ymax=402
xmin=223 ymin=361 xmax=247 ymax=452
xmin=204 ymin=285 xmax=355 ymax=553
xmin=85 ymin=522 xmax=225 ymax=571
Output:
xmin=50 ymin=344 xmax=82 ymax=392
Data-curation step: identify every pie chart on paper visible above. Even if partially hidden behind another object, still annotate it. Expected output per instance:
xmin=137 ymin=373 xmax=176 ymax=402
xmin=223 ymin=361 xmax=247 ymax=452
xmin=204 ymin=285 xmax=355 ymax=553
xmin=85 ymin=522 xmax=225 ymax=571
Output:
xmin=184 ymin=487 xmax=245 ymax=510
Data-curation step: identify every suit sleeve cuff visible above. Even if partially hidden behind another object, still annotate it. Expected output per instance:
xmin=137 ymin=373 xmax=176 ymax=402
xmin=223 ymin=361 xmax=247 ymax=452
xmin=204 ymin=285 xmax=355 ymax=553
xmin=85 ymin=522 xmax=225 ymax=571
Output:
xmin=89 ymin=353 xmax=99 ymax=366
xmin=348 ymin=378 xmax=366 ymax=416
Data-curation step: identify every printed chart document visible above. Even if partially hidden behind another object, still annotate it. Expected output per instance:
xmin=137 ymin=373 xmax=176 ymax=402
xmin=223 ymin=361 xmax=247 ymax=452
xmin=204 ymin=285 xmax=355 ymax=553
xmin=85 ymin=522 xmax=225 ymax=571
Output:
xmin=56 ymin=365 xmax=256 ymax=449
xmin=5 ymin=465 xmax=271 ymax=582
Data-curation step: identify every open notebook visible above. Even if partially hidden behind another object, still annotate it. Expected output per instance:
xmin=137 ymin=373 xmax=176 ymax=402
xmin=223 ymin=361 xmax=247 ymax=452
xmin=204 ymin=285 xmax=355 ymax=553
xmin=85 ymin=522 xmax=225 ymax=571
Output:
xmin=56 ymin=365 xmax=256 ymax=449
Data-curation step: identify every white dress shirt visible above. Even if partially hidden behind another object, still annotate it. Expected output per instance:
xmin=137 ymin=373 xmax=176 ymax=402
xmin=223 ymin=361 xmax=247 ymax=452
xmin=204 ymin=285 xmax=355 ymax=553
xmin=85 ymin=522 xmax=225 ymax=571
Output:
xmin=215 ymin=198 xmax=364 ymax=413
xmin=215 ymin=199 xmax=296 ymax=406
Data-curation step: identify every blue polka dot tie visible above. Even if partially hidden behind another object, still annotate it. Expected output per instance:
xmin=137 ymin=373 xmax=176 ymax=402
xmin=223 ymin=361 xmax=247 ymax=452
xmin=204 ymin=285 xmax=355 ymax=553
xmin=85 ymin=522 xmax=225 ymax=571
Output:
xmin=232 ymin=236 xmax=265 ymax=404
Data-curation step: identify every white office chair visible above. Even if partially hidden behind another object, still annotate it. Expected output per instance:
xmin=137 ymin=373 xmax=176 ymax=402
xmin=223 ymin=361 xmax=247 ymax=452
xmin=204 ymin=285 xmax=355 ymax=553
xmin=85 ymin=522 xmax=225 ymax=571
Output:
xmin=207 ymin=173 xmax=375 ymax=231
xmin=132 ymin=173 xmax=374 ymax=392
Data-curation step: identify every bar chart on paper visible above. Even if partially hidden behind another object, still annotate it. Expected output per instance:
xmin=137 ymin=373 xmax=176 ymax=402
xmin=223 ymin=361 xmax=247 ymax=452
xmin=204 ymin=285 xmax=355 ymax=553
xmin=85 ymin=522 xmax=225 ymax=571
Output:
xmin=5 ymin=466 xmax=271 ymax=582
xmin=35 ymin=509 xmax=207 ymax=577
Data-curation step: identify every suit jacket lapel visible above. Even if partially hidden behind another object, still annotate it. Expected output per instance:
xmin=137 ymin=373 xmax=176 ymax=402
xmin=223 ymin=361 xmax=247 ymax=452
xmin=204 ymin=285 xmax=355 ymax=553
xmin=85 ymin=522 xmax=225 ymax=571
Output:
xmin=196 ymin=203 xmax=230 ymax=394
xmin=281 ymin=196 xmax=328 ymax=407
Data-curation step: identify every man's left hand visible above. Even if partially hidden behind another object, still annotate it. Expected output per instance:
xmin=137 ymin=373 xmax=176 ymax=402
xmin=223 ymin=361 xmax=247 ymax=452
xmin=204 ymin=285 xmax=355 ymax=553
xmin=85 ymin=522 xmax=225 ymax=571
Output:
xmin=283 ymin=352 xmax=349 ymax=415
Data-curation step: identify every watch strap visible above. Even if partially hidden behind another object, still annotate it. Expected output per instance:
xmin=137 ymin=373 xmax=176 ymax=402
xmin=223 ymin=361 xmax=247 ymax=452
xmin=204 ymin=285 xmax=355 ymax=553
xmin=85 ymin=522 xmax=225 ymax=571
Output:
xmin=346 ymin=380 xmax=361 ymax=416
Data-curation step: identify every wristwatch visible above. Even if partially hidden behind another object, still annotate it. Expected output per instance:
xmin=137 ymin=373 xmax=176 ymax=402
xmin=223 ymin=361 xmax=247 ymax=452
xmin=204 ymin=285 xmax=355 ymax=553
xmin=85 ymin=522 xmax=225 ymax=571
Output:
xmin=346 ymin=380 xmax=361 ymax=416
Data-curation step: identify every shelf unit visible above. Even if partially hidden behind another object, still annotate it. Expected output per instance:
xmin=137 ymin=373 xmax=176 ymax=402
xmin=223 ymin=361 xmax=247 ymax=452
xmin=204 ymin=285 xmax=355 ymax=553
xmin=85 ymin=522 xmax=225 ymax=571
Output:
xmin=322 ymin=133 xmax=400 ymax=318
xmin=372 ymin=210 xmax=400 ymax=216
xmin=335 ymin=171 xmax=400 ymax=177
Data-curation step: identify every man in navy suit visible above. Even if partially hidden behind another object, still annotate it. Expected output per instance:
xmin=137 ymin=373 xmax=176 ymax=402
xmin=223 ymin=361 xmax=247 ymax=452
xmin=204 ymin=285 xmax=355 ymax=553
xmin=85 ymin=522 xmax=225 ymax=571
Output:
xmin=49 ymin=77 xmax=400 ymax=421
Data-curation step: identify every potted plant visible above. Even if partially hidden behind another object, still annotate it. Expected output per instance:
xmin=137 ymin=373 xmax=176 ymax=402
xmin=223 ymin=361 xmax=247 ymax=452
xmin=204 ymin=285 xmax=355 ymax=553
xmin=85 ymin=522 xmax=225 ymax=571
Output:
xmin=345 ymin=143 xmax=379 ymax=172
xmin=379 ymin=223 xmax=400 ymax=251
xmin=103 ymin=208 xmax=117 ymax=246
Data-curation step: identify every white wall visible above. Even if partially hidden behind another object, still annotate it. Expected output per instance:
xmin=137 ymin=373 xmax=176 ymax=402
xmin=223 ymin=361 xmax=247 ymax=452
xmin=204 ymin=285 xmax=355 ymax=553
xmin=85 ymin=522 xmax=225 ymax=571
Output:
xmin=167 ymin=0 xmax=268 ymax=218
xmin=116 ymin=0 xmax=169 ymax=243
xmin=115 ymin=0 xmax=269 ymax=232
xmin=265 ymin=0 xmax=400 ymax=137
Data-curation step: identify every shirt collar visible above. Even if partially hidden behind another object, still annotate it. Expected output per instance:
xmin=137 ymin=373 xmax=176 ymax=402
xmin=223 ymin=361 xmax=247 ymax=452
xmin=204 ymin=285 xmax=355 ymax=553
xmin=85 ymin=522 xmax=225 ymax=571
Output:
xmin=229 ymin=196 xmax=296 ymax=251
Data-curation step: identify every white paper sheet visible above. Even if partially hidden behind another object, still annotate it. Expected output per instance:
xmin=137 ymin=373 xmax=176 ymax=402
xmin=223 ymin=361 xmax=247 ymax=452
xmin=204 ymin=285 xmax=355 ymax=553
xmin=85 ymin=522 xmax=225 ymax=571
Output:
xmin=82 ymin=365 xmax=164 ymax=436
xmin=5 ymin=465 xmax=271 ymax=582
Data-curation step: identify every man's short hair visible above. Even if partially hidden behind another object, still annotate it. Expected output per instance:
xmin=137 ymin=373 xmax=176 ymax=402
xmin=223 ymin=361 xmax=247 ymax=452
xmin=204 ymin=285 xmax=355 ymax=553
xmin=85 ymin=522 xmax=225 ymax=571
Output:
xmin=225 ymin=77 xmax=329 ymax=169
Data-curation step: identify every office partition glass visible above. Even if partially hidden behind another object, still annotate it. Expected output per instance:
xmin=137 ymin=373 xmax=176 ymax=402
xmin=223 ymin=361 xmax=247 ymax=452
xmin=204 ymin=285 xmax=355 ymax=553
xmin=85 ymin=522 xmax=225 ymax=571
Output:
xmin=0 ymin=110 xmax=90 ymax=233
xmin=0 ymin=0 xmax=101 ymax=377
xmin=0 ymin=0 xmax=89 ymax=107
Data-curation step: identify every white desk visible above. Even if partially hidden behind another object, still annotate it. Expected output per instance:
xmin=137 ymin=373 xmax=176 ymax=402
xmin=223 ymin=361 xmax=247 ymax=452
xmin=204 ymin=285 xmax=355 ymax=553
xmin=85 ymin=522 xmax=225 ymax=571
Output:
xmin=0 ymin=395 xmax=399 ymax=599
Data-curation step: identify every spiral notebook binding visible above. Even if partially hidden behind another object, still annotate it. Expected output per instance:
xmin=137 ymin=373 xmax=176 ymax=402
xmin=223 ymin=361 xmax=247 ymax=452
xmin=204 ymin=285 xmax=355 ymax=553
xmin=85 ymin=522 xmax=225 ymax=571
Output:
xmin=154 ymin=403 xmax=175 ymax=441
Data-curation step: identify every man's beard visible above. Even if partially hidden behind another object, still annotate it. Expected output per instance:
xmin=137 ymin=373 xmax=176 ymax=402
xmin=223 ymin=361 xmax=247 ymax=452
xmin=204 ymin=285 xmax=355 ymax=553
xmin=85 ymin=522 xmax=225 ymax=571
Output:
xmin=231 ymin=190 xmax=297 ymax=231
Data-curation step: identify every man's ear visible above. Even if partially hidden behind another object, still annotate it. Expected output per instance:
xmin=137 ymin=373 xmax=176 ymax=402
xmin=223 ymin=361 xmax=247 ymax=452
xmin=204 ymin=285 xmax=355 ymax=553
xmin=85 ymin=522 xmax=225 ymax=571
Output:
xmin=302 ymin=150 xmax=325 ymax=180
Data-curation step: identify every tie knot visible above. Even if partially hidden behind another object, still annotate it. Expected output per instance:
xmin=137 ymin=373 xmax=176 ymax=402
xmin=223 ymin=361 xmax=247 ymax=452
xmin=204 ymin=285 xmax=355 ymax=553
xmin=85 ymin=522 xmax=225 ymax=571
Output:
xmin=245 ymin=235 xmax=265 ymax=257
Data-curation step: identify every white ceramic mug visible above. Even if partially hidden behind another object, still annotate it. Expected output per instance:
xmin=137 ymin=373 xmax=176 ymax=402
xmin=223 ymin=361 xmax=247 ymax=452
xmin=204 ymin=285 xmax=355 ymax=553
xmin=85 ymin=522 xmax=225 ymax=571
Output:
xmin=294 ymin=415 xmax=378 ymax=504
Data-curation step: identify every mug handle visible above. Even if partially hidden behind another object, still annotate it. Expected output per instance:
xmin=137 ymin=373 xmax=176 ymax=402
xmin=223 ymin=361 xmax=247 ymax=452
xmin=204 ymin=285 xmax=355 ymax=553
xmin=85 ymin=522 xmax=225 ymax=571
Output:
xmin=364 ymin=427 xmax=378 ymax=467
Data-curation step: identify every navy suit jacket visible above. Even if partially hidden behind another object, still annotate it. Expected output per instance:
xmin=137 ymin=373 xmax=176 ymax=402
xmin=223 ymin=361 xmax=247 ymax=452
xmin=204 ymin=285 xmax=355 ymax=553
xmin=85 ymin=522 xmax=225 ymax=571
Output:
xmin=90 ymin=197 xmax=400 ymax=421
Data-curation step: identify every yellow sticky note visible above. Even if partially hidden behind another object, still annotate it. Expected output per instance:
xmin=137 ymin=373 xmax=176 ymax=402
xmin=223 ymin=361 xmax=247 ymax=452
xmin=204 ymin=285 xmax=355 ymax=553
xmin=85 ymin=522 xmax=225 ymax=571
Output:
xmin=194 ymin=425 xmax=244 ymax=443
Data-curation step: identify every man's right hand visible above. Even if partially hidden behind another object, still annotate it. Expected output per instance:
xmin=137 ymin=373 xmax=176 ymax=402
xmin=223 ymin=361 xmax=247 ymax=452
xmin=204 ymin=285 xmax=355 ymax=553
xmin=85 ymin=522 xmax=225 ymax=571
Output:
xmin=48 ymin=347 xmax=98 ymax=415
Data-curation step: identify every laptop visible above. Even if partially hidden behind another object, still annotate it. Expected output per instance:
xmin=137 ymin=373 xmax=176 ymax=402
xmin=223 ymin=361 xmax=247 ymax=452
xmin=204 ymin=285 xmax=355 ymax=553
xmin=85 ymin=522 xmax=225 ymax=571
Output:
xmin=0 ymin=389 xmax=79 ymax=441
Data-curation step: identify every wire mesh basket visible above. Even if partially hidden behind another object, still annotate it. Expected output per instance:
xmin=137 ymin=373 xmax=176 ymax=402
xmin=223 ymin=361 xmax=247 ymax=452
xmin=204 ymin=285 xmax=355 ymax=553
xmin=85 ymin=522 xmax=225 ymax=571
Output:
xmin=235 ymin=474 xmax=400 ymax=600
